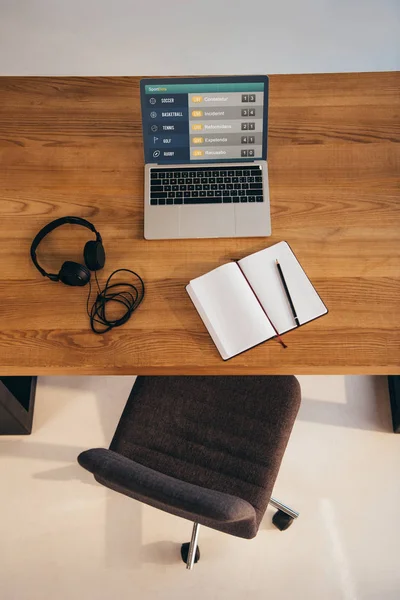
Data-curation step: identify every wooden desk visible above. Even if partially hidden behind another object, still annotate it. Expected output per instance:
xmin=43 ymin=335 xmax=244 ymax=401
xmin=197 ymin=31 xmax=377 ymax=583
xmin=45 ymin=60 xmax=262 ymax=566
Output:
xmin=0 ymin=73 xmax=399 ymax=375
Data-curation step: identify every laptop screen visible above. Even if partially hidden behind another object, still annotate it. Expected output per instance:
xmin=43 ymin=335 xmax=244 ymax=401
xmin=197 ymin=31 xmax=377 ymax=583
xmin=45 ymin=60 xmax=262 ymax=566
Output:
xmin=140 ymin=76 xmax=269 ymax=165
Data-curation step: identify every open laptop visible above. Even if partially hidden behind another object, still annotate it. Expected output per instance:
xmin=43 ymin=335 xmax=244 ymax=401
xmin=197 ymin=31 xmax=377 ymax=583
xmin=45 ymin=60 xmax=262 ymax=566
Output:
xmin=140 ymin=75 xmax=271 ymax=239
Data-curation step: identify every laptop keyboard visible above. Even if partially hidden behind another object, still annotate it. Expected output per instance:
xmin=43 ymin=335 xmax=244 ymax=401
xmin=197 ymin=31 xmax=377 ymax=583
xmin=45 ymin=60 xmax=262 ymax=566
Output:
xmin=149 ymin=166 xmax=263 ymax=205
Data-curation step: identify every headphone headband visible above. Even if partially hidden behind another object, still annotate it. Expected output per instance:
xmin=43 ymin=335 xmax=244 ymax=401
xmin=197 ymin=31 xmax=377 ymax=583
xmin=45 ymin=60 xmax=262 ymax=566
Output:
xmin=30 ymin=216 xmax=102 ymax=281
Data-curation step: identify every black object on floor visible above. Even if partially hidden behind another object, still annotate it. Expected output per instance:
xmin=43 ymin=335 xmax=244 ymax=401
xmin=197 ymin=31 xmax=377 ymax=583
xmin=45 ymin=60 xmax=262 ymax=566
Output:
xmin=272 ymin=509 xmax=295 ymax=531
xmin=388 ymin=376 xmax=400 ymax=433
xmin=0 ymin=377 xmax=37 ymax=435
xmin=181 ymin=543 xmax=200 ymax=565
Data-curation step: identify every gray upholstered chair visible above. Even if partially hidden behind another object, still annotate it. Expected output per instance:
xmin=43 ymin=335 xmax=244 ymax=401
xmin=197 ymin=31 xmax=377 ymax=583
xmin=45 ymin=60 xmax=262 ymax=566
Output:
xmin=78 ymin=376 xmax=301 ymax=569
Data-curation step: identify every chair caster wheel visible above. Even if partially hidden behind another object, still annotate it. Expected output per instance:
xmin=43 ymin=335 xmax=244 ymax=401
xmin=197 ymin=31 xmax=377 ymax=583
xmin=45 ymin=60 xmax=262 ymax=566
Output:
xmin=181 ymin=542 xmax=200 ymax=564
xmin=272 ymin=509 xmax=295 ymax=531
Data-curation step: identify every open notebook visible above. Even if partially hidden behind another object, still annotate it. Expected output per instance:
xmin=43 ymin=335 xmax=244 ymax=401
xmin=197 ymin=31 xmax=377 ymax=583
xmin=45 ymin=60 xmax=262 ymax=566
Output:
xmin=186 ymin=241 xmax=328 ymax=360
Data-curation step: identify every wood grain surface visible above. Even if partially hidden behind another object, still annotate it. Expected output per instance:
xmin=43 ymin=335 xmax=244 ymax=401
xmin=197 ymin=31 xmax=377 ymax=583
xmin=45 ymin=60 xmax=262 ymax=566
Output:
xmin=0 ymin=73 xmax=399 ymax=375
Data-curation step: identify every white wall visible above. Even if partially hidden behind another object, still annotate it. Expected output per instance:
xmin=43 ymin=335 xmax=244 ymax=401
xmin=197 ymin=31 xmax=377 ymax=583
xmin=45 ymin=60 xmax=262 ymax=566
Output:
xmin=0 ymin=0 xmax=399 ymax=75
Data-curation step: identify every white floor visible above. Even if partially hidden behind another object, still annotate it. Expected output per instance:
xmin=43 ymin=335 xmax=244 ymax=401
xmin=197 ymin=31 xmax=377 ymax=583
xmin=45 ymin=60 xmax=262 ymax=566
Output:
xmin=0 ymin=376 xmax=399 ymax=600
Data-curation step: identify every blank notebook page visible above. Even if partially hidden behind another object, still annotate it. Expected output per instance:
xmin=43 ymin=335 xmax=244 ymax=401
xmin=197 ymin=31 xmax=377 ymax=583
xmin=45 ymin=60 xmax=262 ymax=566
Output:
xmin=238 ymin=241 xmax=327 ymax=334
xmin=187 ymin=262 xmax=275 ymax=359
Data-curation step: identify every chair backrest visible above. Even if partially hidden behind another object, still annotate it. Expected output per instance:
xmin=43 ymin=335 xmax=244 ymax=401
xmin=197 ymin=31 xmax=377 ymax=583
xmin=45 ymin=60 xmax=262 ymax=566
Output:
xmin=109 ymin=376 xmax=301 ymax=527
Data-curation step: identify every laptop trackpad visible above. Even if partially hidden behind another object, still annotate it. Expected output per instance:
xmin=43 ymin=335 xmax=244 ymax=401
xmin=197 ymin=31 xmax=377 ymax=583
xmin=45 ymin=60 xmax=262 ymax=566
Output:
xmin=179 ymin=205 xmax=235 ymax=238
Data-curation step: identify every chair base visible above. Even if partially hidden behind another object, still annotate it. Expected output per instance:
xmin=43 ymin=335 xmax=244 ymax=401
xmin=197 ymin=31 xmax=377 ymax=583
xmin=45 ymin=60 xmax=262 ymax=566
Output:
xmin=269 ymin=496 xmax=299 ymax=531
xmin=181 ymin=542 xmax=200 ymax=565
xmin=183 ymin=522 xmax=201 ymax=570
xmin=269 ymin=496 xmax=299 ymax=519
xmin=272 ymin=509 xmax=295 ymax=531
xmin=181 ymin=497 xmax=299 ymax=569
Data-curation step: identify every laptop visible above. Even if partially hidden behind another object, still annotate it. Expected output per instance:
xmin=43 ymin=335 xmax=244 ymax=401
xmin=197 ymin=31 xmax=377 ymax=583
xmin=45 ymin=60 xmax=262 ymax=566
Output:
xmin=140 ymin=75 xmax=271 ymax=240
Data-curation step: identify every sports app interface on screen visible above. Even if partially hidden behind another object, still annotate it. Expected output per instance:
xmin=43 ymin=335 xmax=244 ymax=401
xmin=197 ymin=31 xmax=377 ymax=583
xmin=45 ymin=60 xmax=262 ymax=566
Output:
xmin=142 ymin=82 xmax=265 ymax=163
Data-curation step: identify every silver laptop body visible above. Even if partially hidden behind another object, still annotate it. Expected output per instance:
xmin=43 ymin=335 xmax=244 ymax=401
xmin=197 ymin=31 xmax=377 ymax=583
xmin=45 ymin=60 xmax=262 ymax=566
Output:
xmin=141 ymin=76 xmax=271 ymax=240
xmin=144 ymin=161 xmax=270 ymax=239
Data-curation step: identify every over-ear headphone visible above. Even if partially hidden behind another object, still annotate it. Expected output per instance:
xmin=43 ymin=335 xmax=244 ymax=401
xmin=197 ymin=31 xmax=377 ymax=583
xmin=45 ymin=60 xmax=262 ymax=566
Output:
xmin=30 ymin=216 xmax=105 ymax=286
xmin=30 ymin=216 xmax=145 ymax=334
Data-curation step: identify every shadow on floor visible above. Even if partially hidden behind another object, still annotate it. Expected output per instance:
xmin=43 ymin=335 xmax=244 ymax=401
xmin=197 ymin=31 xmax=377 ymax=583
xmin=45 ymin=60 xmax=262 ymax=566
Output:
xmin=32 ymin=376 xmax=136 ymax=432
xmin=298 ymin=376 xmax=391 ymax=432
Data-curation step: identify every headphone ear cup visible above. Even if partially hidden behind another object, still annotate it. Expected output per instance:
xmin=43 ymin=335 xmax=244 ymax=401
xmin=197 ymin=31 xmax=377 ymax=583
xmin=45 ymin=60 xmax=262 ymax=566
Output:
xmin=59 ymin=261 xmax=91 ymax=286
xmin=84 ymin=240 xmax=106 ymax=271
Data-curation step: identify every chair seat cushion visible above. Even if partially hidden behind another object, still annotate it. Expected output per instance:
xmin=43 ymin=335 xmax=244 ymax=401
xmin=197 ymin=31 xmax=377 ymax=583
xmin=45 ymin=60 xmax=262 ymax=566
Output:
xmin=78 ymin=448 xmax=257 ymax=537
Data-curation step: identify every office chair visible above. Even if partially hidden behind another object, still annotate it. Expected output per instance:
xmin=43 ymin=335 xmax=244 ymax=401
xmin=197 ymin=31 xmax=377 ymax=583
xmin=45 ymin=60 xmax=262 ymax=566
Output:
xmin=78 ymin=376 xmax=301 ymax=569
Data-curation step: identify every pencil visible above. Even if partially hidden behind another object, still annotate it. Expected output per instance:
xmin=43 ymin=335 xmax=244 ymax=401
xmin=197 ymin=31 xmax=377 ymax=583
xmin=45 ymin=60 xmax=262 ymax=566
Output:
xmin=276 ymin=260 xmax=300 ymax=327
